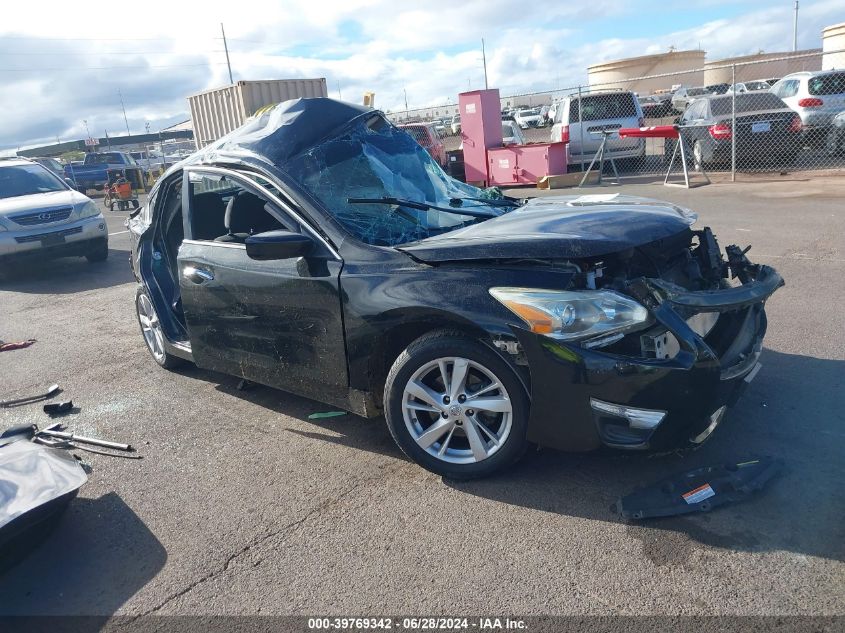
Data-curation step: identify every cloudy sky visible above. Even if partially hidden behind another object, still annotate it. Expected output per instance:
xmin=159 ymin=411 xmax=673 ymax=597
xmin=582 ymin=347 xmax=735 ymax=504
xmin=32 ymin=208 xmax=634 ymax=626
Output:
xmin=1 ymin=0 xmax=842 ymax=152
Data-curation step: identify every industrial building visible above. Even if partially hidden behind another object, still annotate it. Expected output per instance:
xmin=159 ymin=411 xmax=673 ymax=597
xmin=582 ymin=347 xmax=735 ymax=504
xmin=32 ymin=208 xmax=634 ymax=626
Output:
xmin=703 ymin=49 xmax=821 ymax=85
xmin=587 ymin=49 xmax=706 ymax=94
xmin=822 ymin=22 xmax=845 ymax=70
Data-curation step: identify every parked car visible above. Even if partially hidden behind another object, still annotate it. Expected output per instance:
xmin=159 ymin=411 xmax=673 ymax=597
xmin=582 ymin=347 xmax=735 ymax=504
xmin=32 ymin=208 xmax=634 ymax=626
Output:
xmin=129 ymin=98 xmax=781 ymax=479
xmin=726 ymin=80 xmax=772 ymax=94
xmin=514 ymin=108 xmax=543 ymax=129
xmin=501 ymin=120 xmax=526 ymax=146
xmin=676 ymin=92 xmax=803 ymax=168
xmin=770 ymin=69 xmax=845 ymax=147
xmin=450 ymin=114 xmax=461 ymax=136
xmin=549 ymin=91 xmax=645 ymax=167
xmin=31 ymin=157 xmax=65 ymax=178
xmin=826 ymin=110 xmax=845 ymax=155
xmin=671 ymin=86 xmax=713 ymax=113
xmin=64 ymin=151 xmax=139 ymax=192
xmin=705 ymin=83 xmax=731 ymax=95
xmin=0 ymin=157 xmax=108 ymax=263
xmin=397 ymin=123 xmax=446 ymax=166
xmin=638 ymin=94 xmax=673 ymax=118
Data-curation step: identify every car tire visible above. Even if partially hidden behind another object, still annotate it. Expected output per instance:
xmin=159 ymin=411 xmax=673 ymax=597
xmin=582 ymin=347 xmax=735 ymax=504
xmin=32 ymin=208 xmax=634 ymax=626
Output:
xmin=85 ymin=241 xmax=109 ymax=263
xmin=825 ymin=129 xmax=842 ymax=156
xmin=135 ymin=287 xmax=184 ymax=369
xmin=384 ymin=331 xmax=529 ymax=479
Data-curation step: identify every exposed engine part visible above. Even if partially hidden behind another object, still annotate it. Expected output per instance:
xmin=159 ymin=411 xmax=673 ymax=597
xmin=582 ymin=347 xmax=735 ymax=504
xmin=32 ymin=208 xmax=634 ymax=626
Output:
xmin=640 ymin=312 xmax=720 ymax=359
xmin=641 ymin=330 xmax=680 ymax=360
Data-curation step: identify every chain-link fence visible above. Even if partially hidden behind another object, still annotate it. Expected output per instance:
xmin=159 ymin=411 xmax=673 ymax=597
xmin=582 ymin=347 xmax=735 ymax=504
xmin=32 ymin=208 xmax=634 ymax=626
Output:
xmin=393 ymin=48 xmax=845 ymax=182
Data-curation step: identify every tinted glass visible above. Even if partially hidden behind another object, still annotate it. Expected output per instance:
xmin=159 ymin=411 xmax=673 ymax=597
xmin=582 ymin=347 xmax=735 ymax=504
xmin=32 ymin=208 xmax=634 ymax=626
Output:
xmin=571 ymin=94 xmax=637 ymax=122
xmin=86 ymin=153 xmax=124 ymax=164
xmin=0 ymin=163 xmax=67 ymax=199
xmin=808 ymin=72 xmax=845 ymax=96
xmin=778 ymin=80 xmax=800 ymax=98
xmin=710 ymin=93 xmax=788 ymax=115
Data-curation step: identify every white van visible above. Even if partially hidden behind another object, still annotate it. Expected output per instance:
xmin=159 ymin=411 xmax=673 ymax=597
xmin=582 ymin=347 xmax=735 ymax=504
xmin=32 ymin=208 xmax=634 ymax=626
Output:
xmin=549 ymin=91 xmax=645 ymax=167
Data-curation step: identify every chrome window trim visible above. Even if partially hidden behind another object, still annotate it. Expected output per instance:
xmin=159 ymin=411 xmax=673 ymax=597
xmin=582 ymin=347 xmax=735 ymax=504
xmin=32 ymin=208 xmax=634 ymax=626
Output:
xmin=183 ymin=165 xmax=341 ymax=261
xmin=182 ymin=239 xmax=245 ymax=250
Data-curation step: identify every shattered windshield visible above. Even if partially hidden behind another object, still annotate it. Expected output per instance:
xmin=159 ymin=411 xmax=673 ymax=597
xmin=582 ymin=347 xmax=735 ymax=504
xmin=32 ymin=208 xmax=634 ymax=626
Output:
xmin=285 ymin=115 xmax=505 ymax=246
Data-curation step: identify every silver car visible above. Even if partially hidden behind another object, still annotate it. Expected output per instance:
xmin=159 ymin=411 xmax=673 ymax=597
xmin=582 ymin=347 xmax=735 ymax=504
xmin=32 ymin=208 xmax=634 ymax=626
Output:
xmin=771 ymin=69 xmax=845 ymax=147
xmin=549 ymin=91 xmax=645 ymax=166
xmin=0 ymin=158 xmax=108 ymax=263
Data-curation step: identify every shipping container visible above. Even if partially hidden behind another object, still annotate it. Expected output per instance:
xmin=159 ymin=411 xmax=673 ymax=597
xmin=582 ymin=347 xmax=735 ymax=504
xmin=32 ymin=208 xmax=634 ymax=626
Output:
xmin=188 ymin=78 xmax=328 ymax=149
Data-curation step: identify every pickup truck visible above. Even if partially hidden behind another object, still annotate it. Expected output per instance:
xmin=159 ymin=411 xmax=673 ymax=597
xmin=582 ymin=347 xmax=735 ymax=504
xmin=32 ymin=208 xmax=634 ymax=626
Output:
xmin=64 ymin=151 xmax=140 ymax=192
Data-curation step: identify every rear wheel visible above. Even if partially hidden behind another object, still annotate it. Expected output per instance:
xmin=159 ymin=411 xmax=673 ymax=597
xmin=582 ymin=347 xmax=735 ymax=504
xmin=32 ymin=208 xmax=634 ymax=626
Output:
xmin=135 ymin=287 xmax=184 ymax=369
xmin=826 ymin=128 xmax=843 ymax=156
xmin=384 ymin=332 xmax=529 ymax=479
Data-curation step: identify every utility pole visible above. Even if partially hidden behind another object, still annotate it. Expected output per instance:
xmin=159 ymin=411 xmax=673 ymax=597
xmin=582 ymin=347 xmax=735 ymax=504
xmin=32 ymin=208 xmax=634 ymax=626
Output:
xmin=481 ymin=38 xmax=489 ymax=90
xmin=118 ymin=89 xmax=130 ymax=136
xmin=83 ymin=119 xmax=90 ymax=138
xmin=404 ymin=88 xmax=408 ymax=115
xmin=221 ymin=23 xmax=234 ymax=84
xmin=793 ymin=1 xmax=799 ymax=52
xmin=336 ymin=80 xmax=342 ymax=99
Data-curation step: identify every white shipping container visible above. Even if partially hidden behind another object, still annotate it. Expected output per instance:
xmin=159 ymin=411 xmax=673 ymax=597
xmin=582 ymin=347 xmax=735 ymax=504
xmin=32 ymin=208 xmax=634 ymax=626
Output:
xmin=188 ymin=78 xmax=328 ymax=149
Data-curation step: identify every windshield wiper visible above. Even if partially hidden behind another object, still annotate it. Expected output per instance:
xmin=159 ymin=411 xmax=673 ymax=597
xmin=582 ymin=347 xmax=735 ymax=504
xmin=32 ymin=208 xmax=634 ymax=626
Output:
xmin=346 ymin=197 xmax=498 ymax=219
xmin=448 ymin=196 xmax=523 ymax=208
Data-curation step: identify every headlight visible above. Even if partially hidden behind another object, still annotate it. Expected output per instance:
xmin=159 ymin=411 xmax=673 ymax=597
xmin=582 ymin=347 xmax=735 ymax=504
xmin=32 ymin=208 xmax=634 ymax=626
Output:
xmin=490 ymin=287 xmax=651 ymax=343
xmin=78 ymin=201 xmax=100 ymax=219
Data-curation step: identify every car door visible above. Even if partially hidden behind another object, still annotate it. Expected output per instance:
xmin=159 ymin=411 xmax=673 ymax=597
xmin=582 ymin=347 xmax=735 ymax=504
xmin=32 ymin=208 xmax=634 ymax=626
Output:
xmin=176 ymin=166 xmax=349 ymax=403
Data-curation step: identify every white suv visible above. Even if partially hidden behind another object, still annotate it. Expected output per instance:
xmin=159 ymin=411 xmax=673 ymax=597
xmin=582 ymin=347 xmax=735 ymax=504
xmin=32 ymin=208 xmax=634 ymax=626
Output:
xmin=549 ymin=91 xmax=645 ymax=167
xmin=0 ymin=158 xmax=108 ymax=263
xmin=770 ymin=70 xmax=845 ymax=147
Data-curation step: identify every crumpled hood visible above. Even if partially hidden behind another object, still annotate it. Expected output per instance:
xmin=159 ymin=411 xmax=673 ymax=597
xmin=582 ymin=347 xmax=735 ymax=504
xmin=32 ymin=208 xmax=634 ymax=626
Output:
xmin=396 ymin=194 xmax=698 ymax=263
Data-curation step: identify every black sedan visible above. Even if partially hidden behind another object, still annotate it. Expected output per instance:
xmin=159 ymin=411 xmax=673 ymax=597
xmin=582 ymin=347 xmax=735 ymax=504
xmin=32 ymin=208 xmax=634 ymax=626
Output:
xmin=128 ymin=98 xmax=782 ymax=479
xmin=677 ymin=92 xmax=804 ymax=169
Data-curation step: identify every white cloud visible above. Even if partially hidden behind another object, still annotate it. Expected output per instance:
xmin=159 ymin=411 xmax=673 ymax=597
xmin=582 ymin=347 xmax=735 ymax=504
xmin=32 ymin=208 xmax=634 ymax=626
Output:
xmin=0 ymin=0 xmax=842 ymax=151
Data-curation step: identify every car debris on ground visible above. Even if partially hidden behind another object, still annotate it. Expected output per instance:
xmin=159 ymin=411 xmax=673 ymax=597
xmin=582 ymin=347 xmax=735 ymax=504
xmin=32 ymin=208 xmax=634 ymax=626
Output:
xmin=616 ymin=456 xmax=781 ymax=520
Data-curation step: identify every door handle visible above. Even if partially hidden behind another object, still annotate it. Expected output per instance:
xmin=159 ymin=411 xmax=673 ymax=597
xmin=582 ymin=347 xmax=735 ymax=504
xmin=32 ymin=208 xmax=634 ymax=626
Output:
xmin=183 ymin=265 xmax=214 ymax=284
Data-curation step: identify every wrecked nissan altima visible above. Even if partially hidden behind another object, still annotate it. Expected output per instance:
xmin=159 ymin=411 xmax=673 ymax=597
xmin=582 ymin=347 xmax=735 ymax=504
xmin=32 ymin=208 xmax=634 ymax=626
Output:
xmin=128 ymin=98 xmax=782 ymax=479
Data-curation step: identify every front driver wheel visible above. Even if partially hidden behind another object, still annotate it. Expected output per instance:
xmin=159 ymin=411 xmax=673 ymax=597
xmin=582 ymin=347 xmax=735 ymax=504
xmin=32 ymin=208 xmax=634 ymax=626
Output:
xmin=136 ymin=287 xmax=183 ymax=369
xmin=85 ymin=241 xmax=108 ymax=262
xmin=384 ymin=332 xmax=529 ymax=479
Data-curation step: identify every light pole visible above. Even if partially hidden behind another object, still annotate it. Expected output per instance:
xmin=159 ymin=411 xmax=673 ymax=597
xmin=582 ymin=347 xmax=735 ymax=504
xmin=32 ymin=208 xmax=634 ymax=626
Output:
xmin=119 ymin=89 xmax=131 ymax=136
xmin=221 ymin=23 xmax=234 ymax=84
xmin=793 ymin=1 xmax=799 ymax=52
xmin=481 ymin=38 xmax=489 ymax=90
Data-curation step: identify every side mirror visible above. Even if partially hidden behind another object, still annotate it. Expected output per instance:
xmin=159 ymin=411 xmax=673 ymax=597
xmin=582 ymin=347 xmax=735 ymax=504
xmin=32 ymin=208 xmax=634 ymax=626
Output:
xmin=64 ymin=178 xmax=75 ymax=187
xmin=245 ymin=230 xmax=313 ymax=261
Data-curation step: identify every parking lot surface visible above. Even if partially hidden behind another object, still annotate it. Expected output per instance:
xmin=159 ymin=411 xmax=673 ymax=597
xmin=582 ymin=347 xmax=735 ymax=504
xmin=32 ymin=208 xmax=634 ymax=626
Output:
xmin=0 ymin=179 xmax=843 ymax=616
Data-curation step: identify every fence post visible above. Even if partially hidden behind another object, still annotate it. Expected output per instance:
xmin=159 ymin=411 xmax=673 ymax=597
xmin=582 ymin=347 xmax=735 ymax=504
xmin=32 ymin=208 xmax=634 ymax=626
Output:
xmin=577 ymin=85 xmax=585 ymax=172
xmin=731 ymin=64 xmax=736 ymax=182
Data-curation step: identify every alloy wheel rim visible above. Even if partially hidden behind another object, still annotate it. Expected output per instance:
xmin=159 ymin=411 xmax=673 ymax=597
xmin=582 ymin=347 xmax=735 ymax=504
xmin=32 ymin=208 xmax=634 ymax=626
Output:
xmin=401 ymin=356 xmax=513 ymax=465
xmin=137 ymin=294 xmax=165 ymax=362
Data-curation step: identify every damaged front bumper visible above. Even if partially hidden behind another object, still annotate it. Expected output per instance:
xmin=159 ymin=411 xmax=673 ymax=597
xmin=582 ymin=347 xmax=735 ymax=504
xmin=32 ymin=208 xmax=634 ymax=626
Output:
xmin=513 ymin=265 xmax=783 ymax=452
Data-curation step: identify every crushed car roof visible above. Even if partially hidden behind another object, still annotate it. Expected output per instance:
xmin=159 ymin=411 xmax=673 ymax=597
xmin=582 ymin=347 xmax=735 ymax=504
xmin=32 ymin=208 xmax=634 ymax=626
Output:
xmin=187 ymin=98 xmax=374 ymax=169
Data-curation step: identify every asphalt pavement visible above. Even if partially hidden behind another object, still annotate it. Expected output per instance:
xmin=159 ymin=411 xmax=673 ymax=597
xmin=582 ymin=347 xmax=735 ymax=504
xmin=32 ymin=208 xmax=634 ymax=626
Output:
xmin=0 ymin=178 xmax=842 ymax=617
